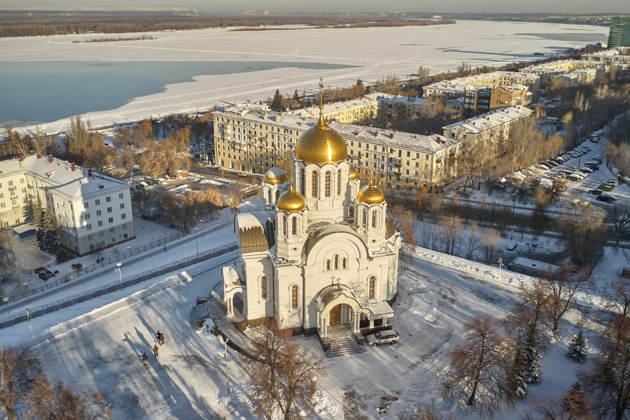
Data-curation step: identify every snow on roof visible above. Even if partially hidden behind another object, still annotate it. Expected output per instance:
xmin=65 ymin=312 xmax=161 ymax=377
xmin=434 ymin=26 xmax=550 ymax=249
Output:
xmin=329 ymin=121 xmax=459 ymax=155
xmin=377 ymin=95 xmax=430 ymax=106
xmin=0 ymin=155 xmax=128 ymax=201
xmin=286 ymin=94 xmax=384 ymax=119
xmin=423 ymin=71 xmax=539 ymax=94
xmin=443 ymin=106 xmax=533 ymax=133
xmin=512 ymin=257 xmax=559 ymax=272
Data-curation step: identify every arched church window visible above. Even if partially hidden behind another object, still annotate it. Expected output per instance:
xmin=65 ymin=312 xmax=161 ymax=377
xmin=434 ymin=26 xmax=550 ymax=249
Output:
xmin=334 ymin=255 xmax=339 ymax=270
xmin=337 ymin=169 xmax=342 ymax=195
xmin=326 ymin=260 xmax=331 ymax=271
xmin=291 ymin=216 xmax=297 ymax=236
xmin=371 ymin=210 xmax=377 ymax=228
xmin=369 ymin=276 xmax=376 ymax=300
xmin=349 ymin=206 xmax=354 ymax=219
xmin=325 ymin=171 xmax=331 ymax=197
xmin=261 ymin=276 xmax=267 ymax=299
xmin=342 ymin=258 xmax=347 ymax=269
xmin=276 ymin=189 xmax=280 ymax=202
xmin=300 ymin=168 xmax=305 ymax=194
xmin=291 ymin=285 xmax=299 ymax=309
xmin=278 ymin=214 xmax=284 ymax=236
xmin=311 ymin=171 xmax=318 ymax=198
xmin=362 ymin=208 xmax=368 ymax=228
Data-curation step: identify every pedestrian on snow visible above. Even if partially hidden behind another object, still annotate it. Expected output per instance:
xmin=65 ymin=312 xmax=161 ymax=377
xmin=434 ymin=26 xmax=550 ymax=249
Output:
xmin=142 ymin=352 xmax=148 ymax=366
xmin=160 ymin=332 xmax=165 ymax=345
xmin=156 ymin=330 xmax=162 ymax=344
xmin=153 ymin=344 xmax=159 ymax=358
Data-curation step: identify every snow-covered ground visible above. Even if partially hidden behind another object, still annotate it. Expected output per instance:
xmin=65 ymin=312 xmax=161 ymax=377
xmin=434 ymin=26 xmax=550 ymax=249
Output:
xmin=2 ymin=203 xmax=627 ymax=418
xmin=2 ymin=20 xmax=607 ymax=135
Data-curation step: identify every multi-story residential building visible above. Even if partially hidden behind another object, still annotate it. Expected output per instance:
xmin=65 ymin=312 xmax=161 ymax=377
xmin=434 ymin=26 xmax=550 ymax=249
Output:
xmin=463 ymin=86 xmax=532 ymax=117
xmin=608 ymin=17 xmax=630 ymax=49
xmin=375 ymin=95 xmax=435 ymax=125
xmin=581 ymin=48 xmax=630 ymax=77
xmin=0 ymin=154 xmax=135 ymax=256
xmin=286 ymin=93 xmax=383 ymax=125
xmin=521 ymin=60 xmax=605 ymax=85
xmin=443 ymin=106 xmax=533 ymax=154
xmin=423 ymin=71 xmax=540 ymax=101
xmin=213 ymin=105 xmax=460 ymax=188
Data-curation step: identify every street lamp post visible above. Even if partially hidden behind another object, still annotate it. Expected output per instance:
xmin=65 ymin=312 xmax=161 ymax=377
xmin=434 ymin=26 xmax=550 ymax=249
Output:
xmin=194 ymin=228 xmax=199 ymax=255
xmin=116 ymin=262 xmax=122 ymax=285
xmin=498 ymin=258 xmax=503 ymax=282
xmin=26 ymin=306 xmax=33 ymax=337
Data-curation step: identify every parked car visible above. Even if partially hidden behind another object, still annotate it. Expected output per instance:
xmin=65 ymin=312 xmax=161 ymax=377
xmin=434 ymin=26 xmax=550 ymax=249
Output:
xmin=606 ymin=179 xmax=620 ymax=187
xmin=559 ymin=170 xmax=573 ymax=176
xmin=545 ymin=160 xmax=559 ymax=167
xmin=588 ymin=189 xmax=603 ymax=196
xmin=596 ymin=195 xmax=617 ymax=203
xmin=566 ymin=166 xmax=578 ymax=171
xmin=580 ymin=167 xmax=594 ymax=174
xmin=598 ymin=183 xmax=614 ymax=191
xmin=365 ymin=329 xmax=400 ymax=346
xmin=567 ymin=174 xmax=582 ymax=182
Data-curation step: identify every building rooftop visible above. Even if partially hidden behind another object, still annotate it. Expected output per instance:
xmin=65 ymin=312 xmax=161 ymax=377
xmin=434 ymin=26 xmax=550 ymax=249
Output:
xmin=423 ymin=71 xmax=539 ymax=94
xmin=443 ymin=106 xmax=533 ymax=133
xmin=0 ymin=154 xmax=129 ymax=201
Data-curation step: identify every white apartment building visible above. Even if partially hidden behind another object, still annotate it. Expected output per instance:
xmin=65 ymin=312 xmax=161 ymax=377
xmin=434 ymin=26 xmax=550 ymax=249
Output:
xmin=521 ymin=60 xmax=605 ymax=85
xmin=286 ymin=93 xmax=383 ymax=124
xmin=442 ymin=106 xmax=533 ymax=151
xmin=423 ymin=71 xmax=540 ymax=101
xmin=0 ymin=154 xmax=135 ymax=256
xmin=213 ymin=104 xmax=461 ymax=188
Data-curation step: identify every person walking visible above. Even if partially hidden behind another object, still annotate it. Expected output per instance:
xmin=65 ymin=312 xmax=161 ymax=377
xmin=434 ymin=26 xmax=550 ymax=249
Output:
xmin=156 ymin=330 xmax=162 ymax=344
xmin=142 ymin=352 xmax=148 ymax=366
xmin=160 ymin=332 xmax=165 ymax=345
xmin=153 ymin=344 xmax=159 ymax=358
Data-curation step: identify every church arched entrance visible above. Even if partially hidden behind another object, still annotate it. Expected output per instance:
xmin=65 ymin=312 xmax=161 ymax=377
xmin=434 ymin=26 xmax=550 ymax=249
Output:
xmin=329 ymin=303 xmax=353 ymax=326
xmin=233 ymin=292 xmax=244 ymax=316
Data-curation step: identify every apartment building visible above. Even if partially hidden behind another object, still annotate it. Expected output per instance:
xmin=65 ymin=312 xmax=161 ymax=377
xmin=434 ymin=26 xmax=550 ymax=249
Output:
xmin=608 ymin=17 xmax=630 ymax=49
xmin=375 ymin=95 xmax=436 ymax=125
xmin=0 ymin=154 xmax=135 ymax=256
xmin=521 ymin=60 xmax=605 ymax=85
xmin=213 ymin=105 xmax=460 ymax=188
xmin=443 ymin=106 xmax=533 ymax=152
xmin=463 ymin=86 xmax=532 ymax=118
xmin=286 ymin=93 xmax=383 ymax=124
xmin=423 ymin=71 xmax=540 ymax=101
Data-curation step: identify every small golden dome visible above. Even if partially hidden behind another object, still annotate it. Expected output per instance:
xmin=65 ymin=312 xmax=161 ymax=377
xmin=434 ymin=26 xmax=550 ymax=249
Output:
xmin=263 ymin=168 xmax=287 ymax=185
xmin=295 ymin=114 xmax=347 ymax=165
xmin=349 ymin=166 xmax=358 ymax=181
xmin=357 ymin=180 xmax=385 ymax=205
xmin=277 ymin=185 xmax=306 ymax=212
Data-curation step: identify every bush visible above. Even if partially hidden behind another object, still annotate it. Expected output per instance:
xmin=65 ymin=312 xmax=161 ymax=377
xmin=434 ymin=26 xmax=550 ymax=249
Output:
xmin=55 ymin=248 xmax=75 ymax=264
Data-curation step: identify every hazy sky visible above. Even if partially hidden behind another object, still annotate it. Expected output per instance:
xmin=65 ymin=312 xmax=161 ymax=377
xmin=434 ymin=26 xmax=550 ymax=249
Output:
xmin=4 ymin=0 xmax=630 ymax=14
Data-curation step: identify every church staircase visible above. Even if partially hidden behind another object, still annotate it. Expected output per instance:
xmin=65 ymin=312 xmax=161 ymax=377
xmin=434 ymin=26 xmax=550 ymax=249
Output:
xmin=325 ymin=325 xmax=365 ymax=358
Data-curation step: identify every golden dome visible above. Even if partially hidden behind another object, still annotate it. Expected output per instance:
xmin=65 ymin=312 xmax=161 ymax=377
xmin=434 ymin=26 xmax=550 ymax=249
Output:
xmin=295 ymin=114 xmax=347 ymax=165
xmin=357 ymin=180 xmax=385 ymax=205
xmin=277 ymin=185 xmax=306 ymax=212
xmin=349 ymin=166 xmax=358 ymax=181
xmin=263 ymin=168 xmax=287 ymax=185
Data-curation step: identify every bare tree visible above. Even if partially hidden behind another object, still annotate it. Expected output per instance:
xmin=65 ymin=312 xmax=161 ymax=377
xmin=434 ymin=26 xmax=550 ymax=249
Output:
xmin=503 ymin=280 xmax=554 ymax=350
xmin=0 ymin=347 xmax=42 ymax=420
xmin=560 ymin=206 xmax=606 ymax=267
xmin=445 ymin=315 xmax=514 ymax=410
xmin=388 ymin=204 xmax=418 ymax=268
xmin=542 ymin=264 xmax=591 ymax=333
xmin=26 ymin=376 xmax=110 ymax=419
xmin=439 ymin=215 xmax=463 ymax=256
xmin=609 ymin=204 xmax=630 ymax=247
xmin=481 ymin=228 xmax=500 ymax=265
xmin=245 ymin=321 xmax=326 ymax=420
xmin=533 ymin=382 xmax=594 ymax=420
xmin=464 ymin=222 xmax=480 ymax=260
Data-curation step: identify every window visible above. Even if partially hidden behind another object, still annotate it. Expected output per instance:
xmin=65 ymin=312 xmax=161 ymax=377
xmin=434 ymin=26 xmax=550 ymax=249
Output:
xmin=89 ymin=244 xmax=95 ymax=251
xmin=123 ymin=233 xmax=128 ymax=239
xmin=120 ymin=203 xmax=125 ymax=209
xmin=110 ymin=237 xmax=116 ymax=244
xmin=362 ymin=208 xmax=368 ymax=228
xmin=20 ymin=178 xmax=24 ymax=183
xmin=98 ymin=221 xmax=103 ymax=227
xmin=109 ymin=227 xmax=115 ymax=233
xmin=106 ymin=196 xmax=111 ymax=203
xmin=334 ymin=255 xmax=339 ymax=270
xmin=326 ymin=260 xmax=331 ymax=271
xmin=261 ymin=276 xmax=267 ymax=299
xmin=372 ymin=210 xmax=377 ymax=228
xmin=119 ymin=193 xmax=124 ymax=199
xmin=342 ymin=258 xmax=347 ymax=269
xmin=311 ymin=171 xmax=318 ymax=197
xmin=96 ymin=210 xmax=101 ymax=216
xmin=369 ymin=276 xmax=375 ymax=299
xmin=88 ymin=234 xmax=93 ymax=240
xmin=107 ymin=207 xmax=112 ymax=213
xmin=337 ymin=169 xmax=342 ymax=195
xmin=300 ymin=169 xmax=305 ymax=194
xmin=8 ymin=181 xmax=13 ymax=186
xmin=108 ymin=217 xmax=114 ymax=223
xmin=291 ymin=217 xmax=297 ymax=236
xmin=325 ymin=171 xmax=331 ymax=197
xmin=121 ymin=213 xmax=126 ymax=220
xmin=291 ymin=285 xmax=298 ymax=309
xmin=122 ymin=224 xmax=127 ymax=229
xmin=86 ymin=224 xmax=92 ymax=230
xmin=85 ymin=213 xmax=90 ymax=220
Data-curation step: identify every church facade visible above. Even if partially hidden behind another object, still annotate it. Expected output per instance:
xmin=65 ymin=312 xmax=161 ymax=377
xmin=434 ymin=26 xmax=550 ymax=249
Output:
xmin=222 ymin=97 xmax=401 ymax=346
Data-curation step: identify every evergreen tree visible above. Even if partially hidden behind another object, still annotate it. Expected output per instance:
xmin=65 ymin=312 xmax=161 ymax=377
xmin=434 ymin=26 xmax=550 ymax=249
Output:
xmin=508 ymin=339 xmax=529 ymax=399
xmin=522 ymin=323 xmax=543 ymax=385
xmin=566 ymin=330 xmax=587 ymax=363
xmin=271 ymin=89 xmax=284 ymax=112
xmin=40 ymin=208 xmax=59 ymax=254
xmin=561 ymin=382 xmax=592 ymax=418
xmin=292 ymin=89 xmax=301 ymax=107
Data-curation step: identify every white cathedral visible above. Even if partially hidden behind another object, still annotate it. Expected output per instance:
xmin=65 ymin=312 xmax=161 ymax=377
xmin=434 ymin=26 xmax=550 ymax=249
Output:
xmin=221 ymin=97 xmax=402 ymax=348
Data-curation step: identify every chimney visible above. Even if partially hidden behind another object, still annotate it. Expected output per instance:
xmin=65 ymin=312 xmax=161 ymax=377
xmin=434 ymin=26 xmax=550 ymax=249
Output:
xmin=71 ymin=163 xmax=76 ymax=171
xmin=48 ymin=155 xmax=53 ymax=163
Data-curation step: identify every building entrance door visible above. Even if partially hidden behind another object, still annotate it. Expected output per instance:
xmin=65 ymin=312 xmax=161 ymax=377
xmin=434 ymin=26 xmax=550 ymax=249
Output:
xmin=329 ymin=304 xmax=341 ymax=325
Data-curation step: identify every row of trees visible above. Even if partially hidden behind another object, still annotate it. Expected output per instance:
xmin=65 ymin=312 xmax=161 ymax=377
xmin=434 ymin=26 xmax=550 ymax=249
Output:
xmin=1 ymin=346 xmax=110 ymax=420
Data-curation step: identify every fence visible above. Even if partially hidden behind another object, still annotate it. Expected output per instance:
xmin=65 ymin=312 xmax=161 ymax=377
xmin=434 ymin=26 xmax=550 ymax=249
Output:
xmin=0 ymin=242 xmax=238 ymax=329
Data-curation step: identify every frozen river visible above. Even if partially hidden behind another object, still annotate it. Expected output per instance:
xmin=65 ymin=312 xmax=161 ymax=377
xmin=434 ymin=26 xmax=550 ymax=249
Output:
xmin=0 ymin=20 xmax=608 ymax=134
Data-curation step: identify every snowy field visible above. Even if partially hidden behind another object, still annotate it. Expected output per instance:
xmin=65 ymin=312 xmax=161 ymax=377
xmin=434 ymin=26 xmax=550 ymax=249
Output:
xmin=1 ymin=20 xmax=608 ymax=135
xmin=2 ymin=213 xmax=627 ymax=418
